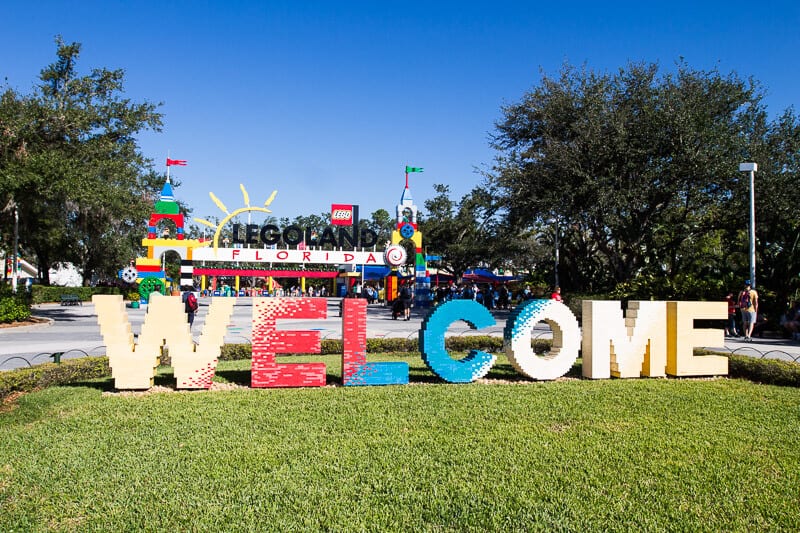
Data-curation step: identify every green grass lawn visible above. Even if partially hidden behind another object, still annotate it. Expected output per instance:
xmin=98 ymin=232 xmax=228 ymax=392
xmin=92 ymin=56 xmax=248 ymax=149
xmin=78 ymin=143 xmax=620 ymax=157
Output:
xmin=1 ymin=354 xmax=799 ymax=531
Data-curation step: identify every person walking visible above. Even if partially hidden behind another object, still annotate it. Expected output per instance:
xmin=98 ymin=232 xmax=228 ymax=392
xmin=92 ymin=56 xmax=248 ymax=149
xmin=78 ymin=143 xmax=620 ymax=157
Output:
xmin=181 ymin=285 xmax=199 ymax=329
xmin=738 ymin=280 xmax=759 ymax=341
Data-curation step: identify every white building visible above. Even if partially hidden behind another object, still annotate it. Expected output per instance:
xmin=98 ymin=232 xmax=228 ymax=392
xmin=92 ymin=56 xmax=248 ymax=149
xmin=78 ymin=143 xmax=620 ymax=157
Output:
xmin=1 ymin=253 xmax=82 ymax=288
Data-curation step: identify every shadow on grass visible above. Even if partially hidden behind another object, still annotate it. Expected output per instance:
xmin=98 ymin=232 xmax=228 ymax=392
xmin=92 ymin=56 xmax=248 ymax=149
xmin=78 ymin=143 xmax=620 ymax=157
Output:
xmin=409 ymin=360 xmax=583 ymax=384
xmin=58 ymin=358 xmax=584 ymax=393
xmin=63 ymin=369 xmax=178 ymax=393
xmin=64 ymin=377 xmax=116 ymax=393
xmin=214 ymin=368 xmax=251 ymax=386
xmin=214 ymin=368 xmax=345 ymax=386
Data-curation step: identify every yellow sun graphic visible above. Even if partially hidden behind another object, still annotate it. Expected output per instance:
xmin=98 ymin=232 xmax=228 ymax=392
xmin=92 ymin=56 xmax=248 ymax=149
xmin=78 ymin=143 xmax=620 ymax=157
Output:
xmin=193 ymin=185 xmax=278 ymax=254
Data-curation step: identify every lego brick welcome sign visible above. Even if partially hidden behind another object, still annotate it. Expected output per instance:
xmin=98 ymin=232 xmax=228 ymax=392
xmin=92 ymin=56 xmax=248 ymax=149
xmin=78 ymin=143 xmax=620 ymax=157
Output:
xmin=93 ymin=295 xmax=727 ymax=390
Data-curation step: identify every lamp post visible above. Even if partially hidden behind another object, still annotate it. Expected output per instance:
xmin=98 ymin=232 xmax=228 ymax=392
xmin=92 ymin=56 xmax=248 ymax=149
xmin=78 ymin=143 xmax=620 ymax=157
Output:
xmin=739 ymin=162 xmax=758 ymax=288
xmin=10 ymin=201 xmax=18 ymax=294
xmin=553 ymin=216 xmax=560 ymax=288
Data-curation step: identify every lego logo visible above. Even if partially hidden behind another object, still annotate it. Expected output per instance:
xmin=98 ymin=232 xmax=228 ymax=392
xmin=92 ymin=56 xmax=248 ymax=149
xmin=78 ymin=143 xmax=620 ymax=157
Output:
xmin=332 ymin=209 xmax=352 ymax=220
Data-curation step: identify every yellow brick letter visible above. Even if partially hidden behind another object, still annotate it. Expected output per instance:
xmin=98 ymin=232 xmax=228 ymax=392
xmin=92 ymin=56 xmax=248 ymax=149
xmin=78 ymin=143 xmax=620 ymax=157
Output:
xmin=666 ymin=301 xmax=727 ymax=377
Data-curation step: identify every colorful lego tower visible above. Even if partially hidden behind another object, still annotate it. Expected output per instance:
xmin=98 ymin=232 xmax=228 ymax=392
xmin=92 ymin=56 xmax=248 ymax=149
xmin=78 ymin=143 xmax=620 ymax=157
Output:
xmin=134 ymin=179 xmax=206 ymax=300
xmin=389 ymin=175 xmax=430 ymax=307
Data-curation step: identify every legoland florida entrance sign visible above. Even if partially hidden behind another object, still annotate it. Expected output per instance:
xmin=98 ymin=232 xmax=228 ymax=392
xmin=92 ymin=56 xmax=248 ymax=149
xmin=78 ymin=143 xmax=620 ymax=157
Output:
xmin=136 ymin=171 xmax=433 ymax=305
xmin=92 ymin=295 xmax=727 ymax=390
xmin=132 ymin=183 xmax=387 ymax=301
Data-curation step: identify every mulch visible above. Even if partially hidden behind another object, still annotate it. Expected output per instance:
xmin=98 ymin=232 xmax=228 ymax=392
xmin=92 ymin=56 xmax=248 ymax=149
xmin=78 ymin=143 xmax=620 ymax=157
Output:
xmin=0 ymin=317 xmax=49 ymax=329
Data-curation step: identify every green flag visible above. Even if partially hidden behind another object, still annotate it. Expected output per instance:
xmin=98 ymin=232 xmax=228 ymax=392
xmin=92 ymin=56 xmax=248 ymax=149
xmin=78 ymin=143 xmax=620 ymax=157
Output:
xmin=405 ymin=166 xmax=424 ymax=173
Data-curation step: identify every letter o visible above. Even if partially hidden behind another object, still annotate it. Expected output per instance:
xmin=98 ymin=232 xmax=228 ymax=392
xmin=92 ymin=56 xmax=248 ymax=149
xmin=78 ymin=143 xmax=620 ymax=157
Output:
xmin=283 ymin=225 xmax=303 ymax=245
xmin=276 ymin=251 xmax=289 ymax=260
xmin=504 ymin=299 xmax=580 ymax=380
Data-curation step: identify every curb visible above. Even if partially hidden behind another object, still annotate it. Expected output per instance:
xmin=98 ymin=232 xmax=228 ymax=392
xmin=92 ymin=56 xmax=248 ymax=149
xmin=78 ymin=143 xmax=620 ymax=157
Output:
xmin=0 ymin=316 xmax=54 ymax=332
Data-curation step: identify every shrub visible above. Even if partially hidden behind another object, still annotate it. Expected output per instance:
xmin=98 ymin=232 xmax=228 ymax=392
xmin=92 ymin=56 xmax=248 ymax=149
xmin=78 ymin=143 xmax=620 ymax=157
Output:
xmin=30 ymin=285 xmax=121 ymax=304
xmin=559 ymin=293 xmax=618 ymax=324
xmin=366 ymin=337 xmax=418 ymax=353
xmin=728 ymin=353 xmax=800 ymax=387
xmin=219 ymin=344 xmax=253 ymax=361
xmin=0 ymin=297 xmax=31 ymax=323
xmin=610 ymin=274 xmax=726 ymax=301
xmin=3 ymin=348 xmax=797 ymax=404
xmin=217 ymin=337 xmax=554 ymax=359
xmin=0 ymin=356 xmax=110 ymax=401
xmin=321 ymin=339 xmax=344 ymax=354
xmin=445 ymin=336 xmax=503 ymax=353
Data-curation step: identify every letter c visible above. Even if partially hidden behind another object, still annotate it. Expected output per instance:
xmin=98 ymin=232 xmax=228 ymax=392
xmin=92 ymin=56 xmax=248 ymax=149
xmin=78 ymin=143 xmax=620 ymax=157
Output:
xmin=420 ymin=300 xmax=496 ymax=383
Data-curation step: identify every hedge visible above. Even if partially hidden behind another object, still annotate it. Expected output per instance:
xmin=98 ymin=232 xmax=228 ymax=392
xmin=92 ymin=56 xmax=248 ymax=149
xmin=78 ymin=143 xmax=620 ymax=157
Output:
xmin=4 ymin=348 xmax=800 ymax=403
xmin=219 ymin=337 xmax=554 ymax=361
xmin=30 ymin=285 xmax=122 ymax=304
xmin=0 ymin=357 xmax=110 ymax=401
xmin=728 ymin=353 xmax=800 ymax=387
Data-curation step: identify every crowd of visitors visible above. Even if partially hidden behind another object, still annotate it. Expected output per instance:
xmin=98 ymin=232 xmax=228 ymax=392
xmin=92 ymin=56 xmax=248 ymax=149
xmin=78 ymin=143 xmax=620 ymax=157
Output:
xmin=431 ymin=282 xmax=552 ymax=310
xmin=192 ymin=276 xmax=800 ymax=344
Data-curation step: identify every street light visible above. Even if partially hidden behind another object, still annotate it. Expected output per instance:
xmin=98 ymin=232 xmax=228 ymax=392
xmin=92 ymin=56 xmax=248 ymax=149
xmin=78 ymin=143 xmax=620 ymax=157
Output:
xmin=739 ymin=162 xmax=758 ymax=288
xmin=10 ymin=201 xmax=18 ymax=294
xmin=553 ymin=216 xmax=560 ymax=288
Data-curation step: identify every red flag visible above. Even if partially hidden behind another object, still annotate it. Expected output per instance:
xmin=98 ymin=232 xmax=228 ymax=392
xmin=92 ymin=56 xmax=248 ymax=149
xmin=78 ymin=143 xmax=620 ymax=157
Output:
xmin=166 ymin=158 xmax=187 ymax=166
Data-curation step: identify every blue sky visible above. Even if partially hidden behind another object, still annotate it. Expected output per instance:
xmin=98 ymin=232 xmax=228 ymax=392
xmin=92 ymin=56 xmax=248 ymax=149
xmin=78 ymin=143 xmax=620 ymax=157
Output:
xmin=3 ymin=1 xmax=799 ymax=224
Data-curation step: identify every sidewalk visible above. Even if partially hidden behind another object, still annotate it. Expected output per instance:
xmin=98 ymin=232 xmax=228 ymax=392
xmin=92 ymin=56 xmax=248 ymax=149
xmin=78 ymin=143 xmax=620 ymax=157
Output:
xmin=710 ymin=335 xmax=800 ymax=363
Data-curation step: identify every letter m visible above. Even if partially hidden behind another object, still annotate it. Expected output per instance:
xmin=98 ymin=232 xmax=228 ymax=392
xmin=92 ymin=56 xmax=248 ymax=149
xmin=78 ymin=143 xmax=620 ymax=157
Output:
xmin=582 ymin=301 xmax=667 ymax=379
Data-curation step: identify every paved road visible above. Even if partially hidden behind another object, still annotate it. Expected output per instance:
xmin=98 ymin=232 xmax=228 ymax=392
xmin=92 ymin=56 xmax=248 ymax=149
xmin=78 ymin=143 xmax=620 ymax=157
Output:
xmin=1 ymin=299 xmax=799 ymax=370
xmin=0 ymin=299 xmax=515 ymax=370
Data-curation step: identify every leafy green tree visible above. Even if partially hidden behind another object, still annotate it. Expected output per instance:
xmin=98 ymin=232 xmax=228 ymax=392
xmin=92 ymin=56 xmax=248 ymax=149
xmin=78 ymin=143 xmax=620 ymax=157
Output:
xmin=746 ymin=109 xmax=800 ymax=310
xmin=420 ymin=184 xmax=504 ymax=280
xmin=489 ymin=61 xmax=777 ymax=299
xmin=0 ymin=37 xmax=162 ymax=285
xmin=294 ymin=213 xmax=330 ymax=246
xmin=367 ymin=208 xmax=393 ymax=248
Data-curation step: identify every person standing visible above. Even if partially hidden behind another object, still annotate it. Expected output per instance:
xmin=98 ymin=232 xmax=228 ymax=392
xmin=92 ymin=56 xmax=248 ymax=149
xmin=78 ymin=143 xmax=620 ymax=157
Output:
xmin=522 ymin=286 xmax=532 ymax=300
xmin=725 ymin=292 xmax=739 ymax=337
xmin=399 ymin=281 xmax=413 ymax=320
xmin=738 ymin=280 xmax=759 ymax=341
xmin=498 ymin=283 xmax=509 ymax=309
xmin=550 ymin=286 xmax=562 ymax=302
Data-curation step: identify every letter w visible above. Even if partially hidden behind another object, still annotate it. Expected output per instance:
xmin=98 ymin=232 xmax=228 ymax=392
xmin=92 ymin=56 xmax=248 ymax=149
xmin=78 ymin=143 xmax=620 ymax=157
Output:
xmin=93 ymin=294 xmax=234 ymax=389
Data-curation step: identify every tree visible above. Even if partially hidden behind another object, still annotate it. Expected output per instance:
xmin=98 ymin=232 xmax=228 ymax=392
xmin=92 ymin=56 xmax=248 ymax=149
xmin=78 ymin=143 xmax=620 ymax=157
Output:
xmin=367 ymin=208 xmax=393 ymax=247
xmin=489 ymin=61 xmax=776 ymax=298
xmin=0 ymin=37 xmax=163 ymax=285
xmin=420 ymin=184 xmax=504 ymax=280
xmin=746 ymin=108 xmax=800 ymax=309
